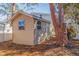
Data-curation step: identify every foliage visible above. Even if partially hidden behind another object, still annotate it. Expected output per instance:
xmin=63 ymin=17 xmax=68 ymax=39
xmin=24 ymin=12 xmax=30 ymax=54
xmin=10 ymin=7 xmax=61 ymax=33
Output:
xmin=63 ymin=4 xmax=79 ymax=20
xmin=68 ymin=26 xmax=77 ymax=38
xmin=0 ymin=3 xmax=38 ymax=22
xmin=63 ymin=3 xmax=79 ymax=34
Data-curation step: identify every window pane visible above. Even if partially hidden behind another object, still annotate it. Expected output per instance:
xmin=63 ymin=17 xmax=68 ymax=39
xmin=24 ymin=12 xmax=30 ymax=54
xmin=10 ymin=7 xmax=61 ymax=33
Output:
xmin=18 ymin=20 xmax=25 ymax=30
xmin=19 ymin=20 xmax=25 ymax=26
xmin=37 ymin=21 xmax=41 ymax=29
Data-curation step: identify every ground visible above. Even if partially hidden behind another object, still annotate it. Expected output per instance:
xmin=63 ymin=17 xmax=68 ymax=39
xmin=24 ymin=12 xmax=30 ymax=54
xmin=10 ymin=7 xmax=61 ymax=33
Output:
xmin=0 ymin=38 xmax=79 ymax=56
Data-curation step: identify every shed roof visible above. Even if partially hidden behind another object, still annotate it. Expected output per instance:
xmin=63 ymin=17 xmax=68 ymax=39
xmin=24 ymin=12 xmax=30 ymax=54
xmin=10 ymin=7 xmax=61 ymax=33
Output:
xmin=10 ymin=11 xmax=50 ymax=24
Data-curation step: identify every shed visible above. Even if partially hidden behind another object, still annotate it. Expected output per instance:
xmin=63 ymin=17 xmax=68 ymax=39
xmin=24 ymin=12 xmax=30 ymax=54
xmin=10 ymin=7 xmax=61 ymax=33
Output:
xmin=11 ymin=11 xmax=50 ymax=45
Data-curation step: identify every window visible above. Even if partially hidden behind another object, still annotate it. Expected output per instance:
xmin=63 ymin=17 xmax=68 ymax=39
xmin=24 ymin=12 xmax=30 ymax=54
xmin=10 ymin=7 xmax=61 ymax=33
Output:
xmin=18 ymin=20 xmax=25 ymax=30
xmin=37 ymin=21 xmax=41 ymax=30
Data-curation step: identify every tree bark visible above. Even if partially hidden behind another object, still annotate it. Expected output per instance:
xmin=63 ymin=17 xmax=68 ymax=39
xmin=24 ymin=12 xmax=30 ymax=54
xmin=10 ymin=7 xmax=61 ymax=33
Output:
xmin=11 ymin=3 xmax=16 ymax=16
xmin=49 ymin=3 xmax=68 ymax=46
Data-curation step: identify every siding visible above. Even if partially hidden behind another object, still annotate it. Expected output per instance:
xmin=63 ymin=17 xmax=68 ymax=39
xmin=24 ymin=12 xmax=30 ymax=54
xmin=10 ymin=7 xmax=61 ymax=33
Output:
xmin=0 ymin=33 xmax=12 ymax=42
xmin=12 ymin=14 xmax=34 ymax=45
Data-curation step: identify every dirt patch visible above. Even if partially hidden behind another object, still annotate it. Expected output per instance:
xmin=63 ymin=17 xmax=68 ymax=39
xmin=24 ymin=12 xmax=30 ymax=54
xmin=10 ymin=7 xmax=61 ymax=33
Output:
xmin=0 ymin=38 xmax=79 ymax=56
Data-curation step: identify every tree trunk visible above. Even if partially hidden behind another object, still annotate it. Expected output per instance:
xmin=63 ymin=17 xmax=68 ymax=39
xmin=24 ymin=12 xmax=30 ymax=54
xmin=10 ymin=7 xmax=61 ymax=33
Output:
xmin=49 ymin=3 xmax=68 ymax=46
xmin=11 ymin=3 xmax=16 ymax=16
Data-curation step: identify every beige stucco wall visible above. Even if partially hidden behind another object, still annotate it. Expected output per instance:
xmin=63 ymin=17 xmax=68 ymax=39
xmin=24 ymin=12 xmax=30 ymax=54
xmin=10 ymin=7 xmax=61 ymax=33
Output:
xmin=12 ymin=14 xmax=34 ymax=45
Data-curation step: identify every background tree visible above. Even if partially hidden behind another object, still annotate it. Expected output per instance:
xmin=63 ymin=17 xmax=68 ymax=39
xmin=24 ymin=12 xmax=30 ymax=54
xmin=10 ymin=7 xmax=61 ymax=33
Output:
xmin=63 ymin=4 xmax=79 ymax=35
xmin=0 ymin=3 xmax=38 ymax=23
xmin=63 ymin=3 xmax=79 ymax=24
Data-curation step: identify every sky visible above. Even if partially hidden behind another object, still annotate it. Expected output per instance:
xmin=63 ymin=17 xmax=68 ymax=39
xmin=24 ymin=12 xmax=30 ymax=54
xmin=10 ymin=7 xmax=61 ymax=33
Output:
xmin=18 ymin=3 xmax=50 ymax=13
xmin=0 ymin=3 xmax=51 ymax=22
xmin=30 ymin=3 xmax=50 ymax=13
